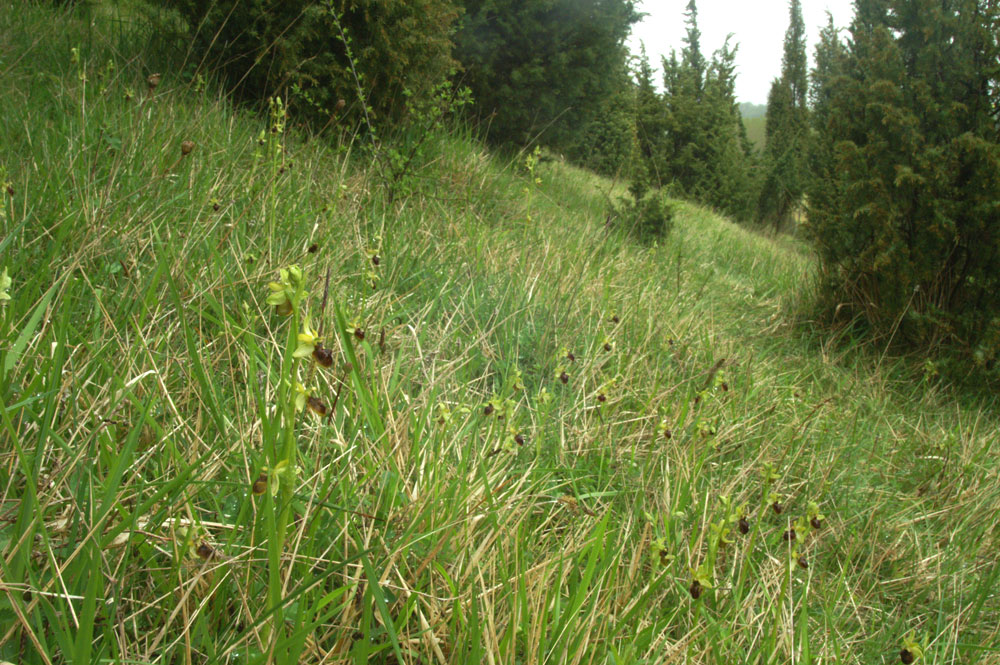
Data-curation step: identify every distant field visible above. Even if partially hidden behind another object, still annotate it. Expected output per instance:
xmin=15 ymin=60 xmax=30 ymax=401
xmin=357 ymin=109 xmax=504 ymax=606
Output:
xmin=744 ymin=115 xmax=766 ymax=150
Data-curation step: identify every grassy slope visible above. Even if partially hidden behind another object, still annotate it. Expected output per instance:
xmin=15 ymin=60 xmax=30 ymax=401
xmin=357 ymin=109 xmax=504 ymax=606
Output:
xmin=1 ymin=4 xmax=998 ymax=664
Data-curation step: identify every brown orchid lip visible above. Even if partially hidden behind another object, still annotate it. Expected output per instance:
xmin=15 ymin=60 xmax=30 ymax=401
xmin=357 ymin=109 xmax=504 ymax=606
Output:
xmin=689 ymin=580 xmax=702 ymax=599
xmin=307 ymin=396 xmax=328 ymax=417
xmin=313 ymin=346 xmax=334 ymax=368
xmin=252 ymin=474 xmax=267 ymax=495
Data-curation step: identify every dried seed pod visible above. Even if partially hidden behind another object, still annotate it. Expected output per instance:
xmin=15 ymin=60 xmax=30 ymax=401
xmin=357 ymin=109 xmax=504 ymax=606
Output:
xmin=180 ymin=140 xmax=195 ymax=156
xmin=313 ymin=345 xmax=334 ymax=368
xmin=738 ymin=517 xmax=750 ymax=535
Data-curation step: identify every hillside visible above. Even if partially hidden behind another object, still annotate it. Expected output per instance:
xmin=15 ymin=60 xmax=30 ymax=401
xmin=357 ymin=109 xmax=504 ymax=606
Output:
xmin=1 ymin=5 xmax=998 ymax=664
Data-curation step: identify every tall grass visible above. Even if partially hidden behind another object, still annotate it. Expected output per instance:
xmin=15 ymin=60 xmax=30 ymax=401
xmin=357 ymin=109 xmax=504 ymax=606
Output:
xmin=0 ymin=3 xmax=998 ymax=664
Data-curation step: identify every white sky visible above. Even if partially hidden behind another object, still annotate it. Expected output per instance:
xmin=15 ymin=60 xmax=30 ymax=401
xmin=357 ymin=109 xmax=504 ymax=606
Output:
xmin=628 ymin=0 xmax=856 ymax=104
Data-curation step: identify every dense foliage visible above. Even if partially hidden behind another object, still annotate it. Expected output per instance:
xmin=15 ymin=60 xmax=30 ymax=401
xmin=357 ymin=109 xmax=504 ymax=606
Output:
xmin=163 ymin=0 xmax=460 ymax=125
xmin=806 ymin=0 xmax=1000 ymax=374
xmin=453 ymin=0 xmax=640 ymax=154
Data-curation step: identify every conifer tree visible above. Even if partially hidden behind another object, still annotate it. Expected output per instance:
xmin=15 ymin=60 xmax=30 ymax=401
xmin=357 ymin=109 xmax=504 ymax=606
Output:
xmin=657 ymin=1 xmax=755 ymax=220
xmin=632 ymin=46 xmax=668 ymax=196
xmin=757 ymin=0 xmax=809 ymax=230
xmin=807 ymin=0 xmax=1000 ymax=374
